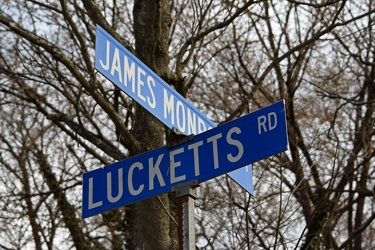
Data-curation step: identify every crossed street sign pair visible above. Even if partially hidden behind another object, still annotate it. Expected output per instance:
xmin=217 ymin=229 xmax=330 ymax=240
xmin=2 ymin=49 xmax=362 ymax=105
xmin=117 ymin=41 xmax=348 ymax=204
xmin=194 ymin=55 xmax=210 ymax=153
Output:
xmin=81 ymin=26 xmax=288 ymax=218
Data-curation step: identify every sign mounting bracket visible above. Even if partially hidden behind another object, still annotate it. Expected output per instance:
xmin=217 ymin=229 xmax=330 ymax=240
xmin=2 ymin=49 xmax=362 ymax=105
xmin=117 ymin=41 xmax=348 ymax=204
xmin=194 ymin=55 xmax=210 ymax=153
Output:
xmin=167 ymin=127 xmax=195 ymax=149
xmin=172 ymin=180 xmax=199 ymax=198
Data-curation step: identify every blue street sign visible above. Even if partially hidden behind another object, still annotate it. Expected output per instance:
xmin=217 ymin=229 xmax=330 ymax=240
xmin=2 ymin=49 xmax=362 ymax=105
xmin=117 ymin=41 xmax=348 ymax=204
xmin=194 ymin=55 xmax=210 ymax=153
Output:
xmin=95 ymin=25 xmax=213 ymax=134
xmin=228 ymin=165 xmax=253 ymax=193
xmin=95 ymin=25 xmax=254 ymax=194
xmin=82 ymin=100 xmax=288 ymax=218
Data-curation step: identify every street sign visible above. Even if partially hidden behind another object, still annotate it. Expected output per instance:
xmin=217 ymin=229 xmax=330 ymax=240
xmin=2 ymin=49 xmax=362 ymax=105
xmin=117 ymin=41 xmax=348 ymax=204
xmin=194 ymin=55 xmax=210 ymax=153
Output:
xmin=95 ymin=25 xmax=253 ymax=194
xmin=95 ymin=25 xmax=213 ymax=134
xmin=82 ymin=100 xmax=288 ymax=218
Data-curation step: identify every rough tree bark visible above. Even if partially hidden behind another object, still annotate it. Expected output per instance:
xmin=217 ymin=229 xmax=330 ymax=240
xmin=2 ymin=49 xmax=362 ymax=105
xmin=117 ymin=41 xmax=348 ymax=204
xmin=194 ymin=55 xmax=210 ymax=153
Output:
xmin=129 ymin=1 xmax=177 ymax=249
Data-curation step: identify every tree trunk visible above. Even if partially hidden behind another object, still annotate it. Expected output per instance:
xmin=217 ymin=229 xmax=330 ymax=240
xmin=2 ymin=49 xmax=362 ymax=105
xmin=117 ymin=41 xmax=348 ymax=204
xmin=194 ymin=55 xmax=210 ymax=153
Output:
xmin=129 ymin=1 xmax=177 ymax=249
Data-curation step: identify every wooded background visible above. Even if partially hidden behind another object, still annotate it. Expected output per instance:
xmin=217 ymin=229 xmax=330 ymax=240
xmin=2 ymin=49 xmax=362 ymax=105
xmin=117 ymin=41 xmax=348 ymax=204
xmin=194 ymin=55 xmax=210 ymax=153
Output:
xmin=0 ymin=1 xmax=374 ymax=249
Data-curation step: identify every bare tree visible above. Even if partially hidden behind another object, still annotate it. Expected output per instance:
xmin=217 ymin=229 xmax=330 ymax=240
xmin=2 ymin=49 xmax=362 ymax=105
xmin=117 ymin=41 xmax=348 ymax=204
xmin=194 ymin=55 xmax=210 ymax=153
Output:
xmin=192 ymin=1 xmax=375 ymax=249
xmin=0 ymin=0 xmax=374 ymax=250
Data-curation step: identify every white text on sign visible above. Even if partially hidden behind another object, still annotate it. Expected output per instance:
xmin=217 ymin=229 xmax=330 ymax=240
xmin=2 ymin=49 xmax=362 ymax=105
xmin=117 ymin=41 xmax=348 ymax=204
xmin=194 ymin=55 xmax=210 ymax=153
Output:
xmin=87 ymin=126 xmax=244 ymax=210
xmin=96 ymin=37 xmax=212 ymax=134
xmin=82 ymin=100 xmax=288 ymax=218
xmin=258 ymin=112 xmax=277 ymax=134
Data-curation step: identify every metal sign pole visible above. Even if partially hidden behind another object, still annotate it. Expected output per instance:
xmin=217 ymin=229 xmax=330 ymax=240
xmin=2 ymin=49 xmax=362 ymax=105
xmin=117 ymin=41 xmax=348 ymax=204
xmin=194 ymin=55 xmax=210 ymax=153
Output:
xmin=172 ymin=180 xmax=199 ymax=250
xmin=168 ymin=130 xmax=198 ymax=250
